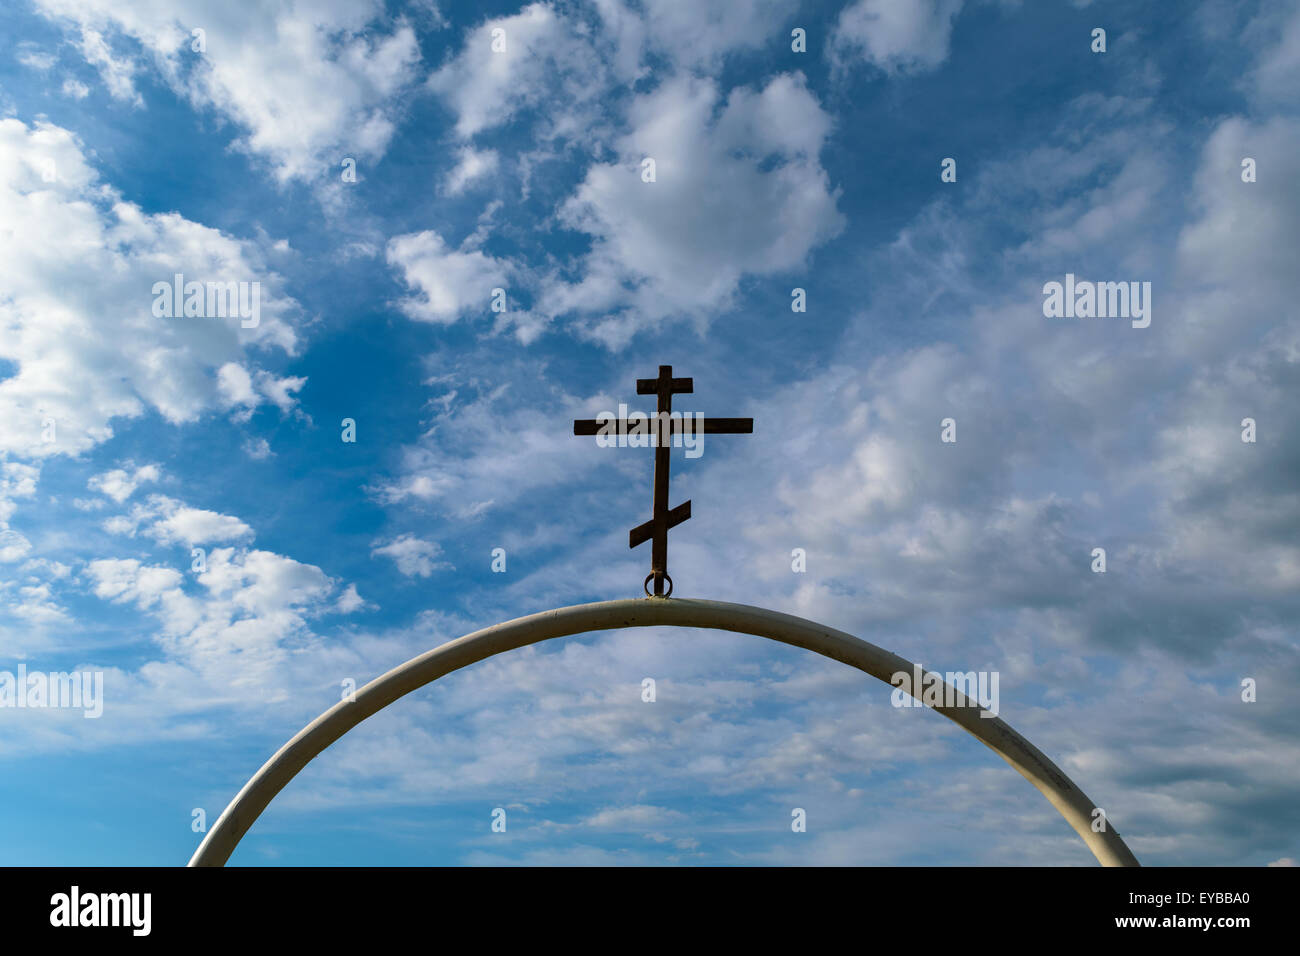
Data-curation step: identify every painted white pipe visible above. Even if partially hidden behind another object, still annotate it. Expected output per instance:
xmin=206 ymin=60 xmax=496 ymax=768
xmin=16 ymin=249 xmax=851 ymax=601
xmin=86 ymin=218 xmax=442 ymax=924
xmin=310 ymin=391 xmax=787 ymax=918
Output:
xmin=189 ymin=598 xmax=1139 ymax=866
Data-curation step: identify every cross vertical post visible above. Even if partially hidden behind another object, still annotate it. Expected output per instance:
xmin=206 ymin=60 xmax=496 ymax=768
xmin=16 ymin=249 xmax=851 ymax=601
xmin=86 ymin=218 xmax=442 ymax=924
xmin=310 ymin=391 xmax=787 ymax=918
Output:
xmin=639 ymin=365 xmax=693 ymax=595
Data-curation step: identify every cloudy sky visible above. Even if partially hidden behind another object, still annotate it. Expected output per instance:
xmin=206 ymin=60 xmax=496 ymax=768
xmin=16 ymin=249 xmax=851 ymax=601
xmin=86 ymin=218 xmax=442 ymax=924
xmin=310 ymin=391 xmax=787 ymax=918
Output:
xmin=0 ymin=0 xmax=1297 ymax=866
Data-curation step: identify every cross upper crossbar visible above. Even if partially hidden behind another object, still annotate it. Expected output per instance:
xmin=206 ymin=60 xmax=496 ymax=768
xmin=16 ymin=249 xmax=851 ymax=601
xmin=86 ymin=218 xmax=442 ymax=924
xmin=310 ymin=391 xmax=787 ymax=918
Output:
xmin=571 ymin=417 xmax=754 ymax=436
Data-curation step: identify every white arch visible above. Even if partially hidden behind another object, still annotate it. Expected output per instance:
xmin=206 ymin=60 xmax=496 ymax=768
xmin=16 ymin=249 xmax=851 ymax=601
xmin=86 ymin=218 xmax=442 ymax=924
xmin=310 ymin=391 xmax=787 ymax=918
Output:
xmin=189 ymin=598 xmax=1139 ymax=866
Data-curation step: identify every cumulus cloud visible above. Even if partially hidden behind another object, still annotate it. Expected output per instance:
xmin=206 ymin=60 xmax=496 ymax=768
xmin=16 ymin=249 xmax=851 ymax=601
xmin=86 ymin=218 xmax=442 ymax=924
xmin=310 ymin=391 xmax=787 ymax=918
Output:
xmin=216 ymin=363 xmax=306 ymax=421
xmin=16 ymin=48 xmax=58 ymax=72
xmin=87 ymin=463 xmax=161 ymax=503
xmin=0 ymin=118 xmax=302 ymax=459
xmin=61 ymin=78 xmax=91 ymax=100
xmin=85 ymin=546 xmax=335 ymax=695
xmin=0 ymin=529 xmax=33 ymax=563
xmin=418 ymin=9 xmax=844 ymax=348
xmin=1 ymin=579 xmax=69 ymax=625
xmin=75 ymin=25 xmax=142 ymax=105
xmin=830 ymin=0 xmax=965 ymax=74
xmin=242 ymin=436 xmax=273 ymax=460
xmin=334 ymin=582 xmax=371 ymax=614
xmin=1247 ymin=0 xmax=1300 ymax=106
xmin=428 ymin=0 xmax=797 ymax=142
xmin=583 ymin=804 xmax=688 ymax=829
xmin=371 ymin=533 xmax=452 ymax=578
xmin=0 ymin=484 xmax=373 ymax=754
xmin=0 ymin=461 xmax=40 ymax=526
xmin=32 ymin=0 xmax=421 ymax=181
xmin=441 ymin=146 xmax=499 ymax=196
xmin=428 ymin=3 xmax=593 ymax=139
xmin=628 ymin=0 xmax=792 ymax=72
xmin=386 ymin=229 xmax=511 ymax=324
xmin=103 ymin=494 xmax=255 ymax=547
xmin=540 ymin=73 xmax=844 ymax=347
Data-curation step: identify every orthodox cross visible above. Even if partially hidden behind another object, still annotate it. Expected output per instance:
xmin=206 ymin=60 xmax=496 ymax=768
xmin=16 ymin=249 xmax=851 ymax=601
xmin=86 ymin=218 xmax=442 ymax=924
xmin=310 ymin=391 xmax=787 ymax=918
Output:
xmin=574 ymin=365 xmax=753 ymax=597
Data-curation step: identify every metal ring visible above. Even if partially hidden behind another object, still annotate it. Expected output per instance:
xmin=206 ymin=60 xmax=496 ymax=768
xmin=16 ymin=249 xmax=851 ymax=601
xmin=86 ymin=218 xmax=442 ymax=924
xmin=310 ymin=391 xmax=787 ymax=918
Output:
xmin=643 ymin=572 xmax=673 ymax=598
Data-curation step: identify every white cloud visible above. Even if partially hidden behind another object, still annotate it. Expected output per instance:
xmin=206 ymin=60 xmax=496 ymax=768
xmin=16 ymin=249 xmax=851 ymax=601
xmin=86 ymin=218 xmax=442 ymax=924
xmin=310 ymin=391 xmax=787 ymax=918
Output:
xmin=830 ymin=0 xmax=965 ymax=74
xmin=61 ymin=78 xmax=91 ymax=99
xmin=386 ymin=230 xmax=511 ymax=324
xmin=242 ymin=436 xmax=273 ymax=460
xmin=428 ymin=3 xmax=581 ymax=139
xmin=87 ymin=463 xmax=161 ymax=503
xmin=0 ymin=529 xmax=33 ymax=563
xmin=32 ymin=0 xmax=421 ymax=181
xmin=255 ymin=370 xmax=307 ymax=414
xmin=0 ymin=462 xmax=40 ymax=526
xmin=1248 ymin=0 xmax=1300 ymax=106
xmin=216 ymin=362 xmax=258 ymax=410
xmin=216 ymin=363 xmax=305 ymax=421
xmin=371 ymin=533 xmax=452 ymax=578
xmin=584 ymin=804 xmax=687 ymax=829
xmin=17 ymin=49 xmax=58 ymax=71
xmin=428 ymin=0 xmax=796 ymax=141
xmin=5 ymin=580 xmax=70 ymax=624
xmin=1177 ymin=116 xmax=1300 ymax=304
xmin=419 ymin=12 xmax=843 ymax=348
xmin=149 ymin=505 xmax=253 ymax=548
xmin=540 ymin=73 xmax=844 ymax=347
xmin=442 ymin=146 xmax=499 ymax=196
xmin=0 ymin=486 xmax=371 ymax=754
xmin=85 ymin=545 xmax=337 ymax=695
xmin=334 ymin=582 xmax=370 ymax=614
xmin=75 ymin=26 xmax=142 ymax=105
xmin=0 ymin=118 xmax=302 ymax=459
xmin=104 ymin=494 xmax=254 ymax=547
xmin=632 ymin=0 xmax=791 ymax=72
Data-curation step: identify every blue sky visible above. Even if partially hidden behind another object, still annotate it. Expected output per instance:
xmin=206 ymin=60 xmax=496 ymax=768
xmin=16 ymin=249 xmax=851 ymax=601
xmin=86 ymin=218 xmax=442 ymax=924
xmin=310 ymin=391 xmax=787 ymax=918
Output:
xmin=0 ymin=0 xmax=1297 ymax=866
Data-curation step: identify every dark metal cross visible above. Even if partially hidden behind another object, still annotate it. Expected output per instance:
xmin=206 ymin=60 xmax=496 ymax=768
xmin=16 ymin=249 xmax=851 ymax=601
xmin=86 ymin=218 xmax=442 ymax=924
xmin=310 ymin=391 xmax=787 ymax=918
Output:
xmin=574 ymin=365 xmax=753 ymax=597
